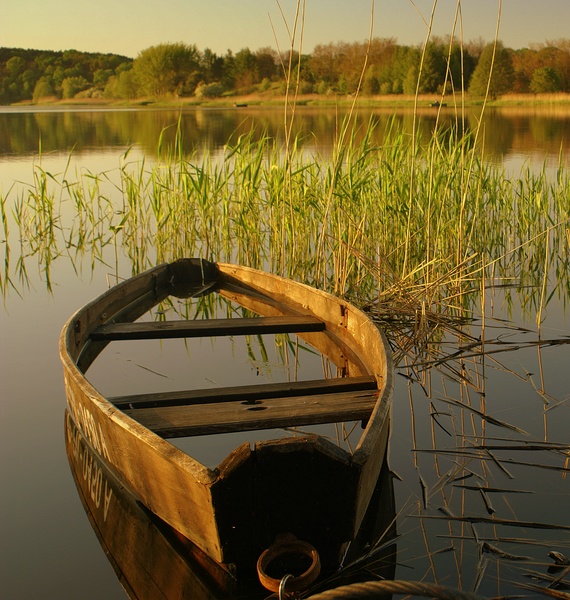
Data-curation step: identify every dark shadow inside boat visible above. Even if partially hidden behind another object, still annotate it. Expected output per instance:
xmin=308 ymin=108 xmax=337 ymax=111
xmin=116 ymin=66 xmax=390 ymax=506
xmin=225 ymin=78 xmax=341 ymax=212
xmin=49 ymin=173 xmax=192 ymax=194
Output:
xmin=65 ymin=408 xmax=397 ymax=599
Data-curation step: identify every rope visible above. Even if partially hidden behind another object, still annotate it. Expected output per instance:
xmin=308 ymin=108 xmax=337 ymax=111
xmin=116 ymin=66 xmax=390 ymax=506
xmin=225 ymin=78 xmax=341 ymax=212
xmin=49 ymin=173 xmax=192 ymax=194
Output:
xmin=305 ymin=580 xmax=487 ymax=600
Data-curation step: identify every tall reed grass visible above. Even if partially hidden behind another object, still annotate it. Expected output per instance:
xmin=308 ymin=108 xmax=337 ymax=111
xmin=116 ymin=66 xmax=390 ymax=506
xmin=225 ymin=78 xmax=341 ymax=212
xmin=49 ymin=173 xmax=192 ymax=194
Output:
xmin=2 ymin=119 xmax=569 ymax=321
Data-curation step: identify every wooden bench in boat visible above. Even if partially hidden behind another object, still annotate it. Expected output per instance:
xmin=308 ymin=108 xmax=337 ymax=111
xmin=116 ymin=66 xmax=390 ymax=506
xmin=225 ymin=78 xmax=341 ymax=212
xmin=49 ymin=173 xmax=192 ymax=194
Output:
xmin=113 ymin=375 xmax=379 ymax=438
xmin=122 ymin=384 xmax=378 ymax=437
xmin=90 ymin=315 xmax=325 ymax=341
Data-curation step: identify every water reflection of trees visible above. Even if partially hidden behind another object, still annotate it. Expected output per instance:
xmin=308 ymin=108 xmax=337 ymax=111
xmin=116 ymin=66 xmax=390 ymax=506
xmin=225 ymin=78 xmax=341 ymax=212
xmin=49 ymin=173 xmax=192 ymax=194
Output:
xmin=1 ymin=106 xmax=569 ymax=163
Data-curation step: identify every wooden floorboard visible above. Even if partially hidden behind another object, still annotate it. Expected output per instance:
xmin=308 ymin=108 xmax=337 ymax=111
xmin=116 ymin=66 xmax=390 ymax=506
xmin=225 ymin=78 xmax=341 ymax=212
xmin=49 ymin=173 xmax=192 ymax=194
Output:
xmin=124 ymin=389 xmax=379 ymax=437
xmin=90 ymin=315 xmax=325 ymax=341
xmin=111 ymin=375 xmax=378 ymax=409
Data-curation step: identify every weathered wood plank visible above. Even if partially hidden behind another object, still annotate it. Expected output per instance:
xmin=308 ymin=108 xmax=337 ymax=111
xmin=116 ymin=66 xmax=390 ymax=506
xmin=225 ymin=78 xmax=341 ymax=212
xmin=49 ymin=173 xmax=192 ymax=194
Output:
xmin=111 ymin=375 xmax=377 ymax=409
xmin=90 ymin=315 xmax=325 ymax=341
xmin=77 ymin=288 xmax=170 ymax=372
xmin=66 ymin=265 xmax=170 ymax=361
xmin=124 ymin=389 xmax=379 ymax=438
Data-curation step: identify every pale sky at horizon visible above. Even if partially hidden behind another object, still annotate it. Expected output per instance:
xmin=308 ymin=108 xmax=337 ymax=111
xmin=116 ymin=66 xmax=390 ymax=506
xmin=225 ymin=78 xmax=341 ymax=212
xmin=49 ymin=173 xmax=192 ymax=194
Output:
xmin=3 ymin=0 xmax=569 ymax=59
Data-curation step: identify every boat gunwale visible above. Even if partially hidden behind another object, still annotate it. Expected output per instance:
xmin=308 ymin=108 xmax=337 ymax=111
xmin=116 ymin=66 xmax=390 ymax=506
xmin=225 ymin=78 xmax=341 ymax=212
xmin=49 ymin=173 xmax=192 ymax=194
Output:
xmin=59 ymin=261 xmax=219 ymax=486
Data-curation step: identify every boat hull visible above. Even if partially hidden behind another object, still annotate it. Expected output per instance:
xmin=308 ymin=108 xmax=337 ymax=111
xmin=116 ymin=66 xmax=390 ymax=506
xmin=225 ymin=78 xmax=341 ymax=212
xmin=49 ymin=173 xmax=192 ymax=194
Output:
xmin=65 ymin=410 xmax=240 ymax=599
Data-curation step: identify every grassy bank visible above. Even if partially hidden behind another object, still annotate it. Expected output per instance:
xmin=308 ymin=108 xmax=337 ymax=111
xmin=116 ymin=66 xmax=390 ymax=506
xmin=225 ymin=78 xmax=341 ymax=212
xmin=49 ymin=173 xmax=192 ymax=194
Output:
xmin=9 ymin=91 xmax=570 ymax=110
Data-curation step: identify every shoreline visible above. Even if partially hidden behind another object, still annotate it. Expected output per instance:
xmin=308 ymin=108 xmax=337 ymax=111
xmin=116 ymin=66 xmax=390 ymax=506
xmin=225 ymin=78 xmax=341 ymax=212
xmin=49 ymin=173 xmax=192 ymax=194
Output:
xmin=6 ymin=92 xmax=570 ymax=110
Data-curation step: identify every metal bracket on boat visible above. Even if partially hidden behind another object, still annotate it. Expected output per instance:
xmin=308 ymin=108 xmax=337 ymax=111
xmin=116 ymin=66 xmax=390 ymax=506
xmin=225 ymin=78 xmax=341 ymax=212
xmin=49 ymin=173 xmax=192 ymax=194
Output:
xmin=257 ymin=533 xmax=321 ymax=595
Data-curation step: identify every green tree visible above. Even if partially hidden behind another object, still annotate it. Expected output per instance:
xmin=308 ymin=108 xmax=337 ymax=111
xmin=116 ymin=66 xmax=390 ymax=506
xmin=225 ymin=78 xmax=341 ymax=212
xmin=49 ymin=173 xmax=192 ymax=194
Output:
xmin=52 ymin=66 xmax=67 ymax=88
xmin=390 ymin=46 xmax=420 ymax=94
xmin=61 ymin=76 xmax=90 ymax=98
xmin=233 ymin=48 xmax=257 ymax=90
xmin=21 ymin=69 xmax=38 ymax=97
xmin=104 ymin=69 xmax=137 ymax=99
xmin=468 ymin=42 xmax=514 ymax=98
xmin=221 ymin=50 xmax=236 ymax=89
xmin=93 ymin=68 xmax=114 ymax=89
xmin=362 ymin=66 xmax=380 ymax=95
xmin=133 ymin=43 xmax=200 ymax=97
xmin=403 ymin=65 xmax=419 ymax=95
xmin=195 ymin=81 xmax=224 ymax=98
xmin=530 ymin=66 xmax=562 ymax=93
xmin=417 ymin=42 xmax=447 ymax=93
xmin=5 ymin=56 xmax=25 ymax=76
xmin=33 ymin=76 xmax=55 ymax=102
xmin=316 ymin=80 xmax=329 ymax=95
xmin=0 ymin=48 xmax=132 ymax=103
xmin=534 ymin=43 xmax=570 ymax=91
xmin=200 ymin=48 xmax=224 ymax=83
xmin=255 ymin=48 xmax=277 ymax=81
xmin=169 ymin=43 xmax=201 ymax=94
xmin=2 ymin=56 xmax=28 ymax=102
xmin=447 ymin=43 xmax=475 ymax=91
xmin=33 ymin=53 xmax=57 ymax=74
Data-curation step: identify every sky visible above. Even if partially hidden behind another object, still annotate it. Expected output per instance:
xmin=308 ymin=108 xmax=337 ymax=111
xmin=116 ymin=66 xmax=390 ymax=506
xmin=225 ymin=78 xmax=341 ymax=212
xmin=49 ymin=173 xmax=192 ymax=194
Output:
xmin=3 ymin=0 xmax=569 ymax=58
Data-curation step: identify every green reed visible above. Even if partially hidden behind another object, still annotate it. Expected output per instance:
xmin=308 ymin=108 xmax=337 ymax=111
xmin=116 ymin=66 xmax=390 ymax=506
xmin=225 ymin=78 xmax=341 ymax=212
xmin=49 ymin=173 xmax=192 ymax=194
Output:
xmin=3 ymin=119 xmax=569 ymax=326
xmin=0 ymin=188 xmax=10 ymax=296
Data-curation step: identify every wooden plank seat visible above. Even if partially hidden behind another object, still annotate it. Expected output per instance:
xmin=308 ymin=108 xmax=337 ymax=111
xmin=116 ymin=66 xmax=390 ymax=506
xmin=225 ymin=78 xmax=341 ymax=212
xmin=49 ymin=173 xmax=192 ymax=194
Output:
xmin=111 ymin=375 xmax=378 ymax=409
xmin=90 ymin=315 xmax=325 ymax=341
xmin=123 ymin=385 xmax=380 ymax=438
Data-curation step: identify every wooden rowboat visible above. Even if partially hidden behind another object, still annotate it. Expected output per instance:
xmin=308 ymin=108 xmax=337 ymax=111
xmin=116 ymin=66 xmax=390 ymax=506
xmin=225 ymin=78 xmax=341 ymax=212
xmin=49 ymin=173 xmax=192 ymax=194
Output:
xmin=60 ymin=258 xmax=393 ymax=586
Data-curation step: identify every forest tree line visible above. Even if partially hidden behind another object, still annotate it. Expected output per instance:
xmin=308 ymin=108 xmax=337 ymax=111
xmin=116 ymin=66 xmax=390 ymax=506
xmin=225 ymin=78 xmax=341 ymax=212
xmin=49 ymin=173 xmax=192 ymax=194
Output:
xmin=1 ymin=37 xmax=569 ymax=105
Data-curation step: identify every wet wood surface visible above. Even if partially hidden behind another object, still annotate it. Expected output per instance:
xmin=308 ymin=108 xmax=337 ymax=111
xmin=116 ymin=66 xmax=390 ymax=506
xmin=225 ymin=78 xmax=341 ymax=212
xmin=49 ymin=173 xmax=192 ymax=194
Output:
xmin=111 ymin=375 xmax=377 ymax=409
xmin=90 ymin=315 xmax=325 ymax=341
xmin=124 ymin=388 xmax=380 ymax=437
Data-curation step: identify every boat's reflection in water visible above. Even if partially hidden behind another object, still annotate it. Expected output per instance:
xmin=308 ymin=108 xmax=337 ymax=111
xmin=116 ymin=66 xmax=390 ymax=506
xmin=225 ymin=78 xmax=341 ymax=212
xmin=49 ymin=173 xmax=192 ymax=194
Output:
xmin=65 ymin=410 xmax=396 ymax=599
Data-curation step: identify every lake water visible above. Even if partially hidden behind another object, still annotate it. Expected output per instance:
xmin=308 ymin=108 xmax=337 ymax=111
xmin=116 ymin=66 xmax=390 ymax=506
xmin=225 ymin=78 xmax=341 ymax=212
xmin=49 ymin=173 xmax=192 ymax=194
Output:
xmin=1 ymin=105 xmax=569 ymax=599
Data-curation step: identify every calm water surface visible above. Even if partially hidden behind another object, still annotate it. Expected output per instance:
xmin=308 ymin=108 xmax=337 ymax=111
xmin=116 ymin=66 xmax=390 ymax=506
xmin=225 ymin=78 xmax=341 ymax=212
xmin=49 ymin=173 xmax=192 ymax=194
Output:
xmin=1 ymin=105 xmax=569 ymax=599
xmin=2 ymin=103 xmax=570 ymax=164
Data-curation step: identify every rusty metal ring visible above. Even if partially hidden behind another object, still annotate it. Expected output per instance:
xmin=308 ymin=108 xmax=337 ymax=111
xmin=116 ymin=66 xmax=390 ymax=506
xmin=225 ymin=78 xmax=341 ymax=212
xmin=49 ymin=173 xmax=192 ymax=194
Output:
xmin=257 ymin=537 xmax=321 ymax=593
